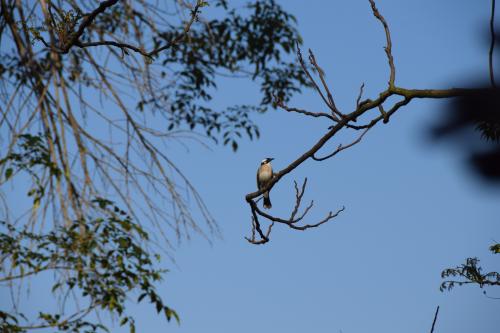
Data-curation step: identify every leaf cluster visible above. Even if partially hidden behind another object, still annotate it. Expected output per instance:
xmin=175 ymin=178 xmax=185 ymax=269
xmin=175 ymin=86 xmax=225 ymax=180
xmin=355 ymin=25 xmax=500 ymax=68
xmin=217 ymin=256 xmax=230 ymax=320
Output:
xmin=441 ymin=244 xmax=500 ymax=291
xmin=2 ymin=0 xmax=309 ymax=150
xmin=142 ymin=0 xmax=308 ymax=148
xmin=0 ymin=199 xmax=176 ymax=333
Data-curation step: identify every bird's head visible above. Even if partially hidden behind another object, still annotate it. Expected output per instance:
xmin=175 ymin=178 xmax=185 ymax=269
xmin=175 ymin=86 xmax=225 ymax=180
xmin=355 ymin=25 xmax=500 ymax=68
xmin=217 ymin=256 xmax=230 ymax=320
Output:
xmin=261 ymin=157 xmax=274 ymax=165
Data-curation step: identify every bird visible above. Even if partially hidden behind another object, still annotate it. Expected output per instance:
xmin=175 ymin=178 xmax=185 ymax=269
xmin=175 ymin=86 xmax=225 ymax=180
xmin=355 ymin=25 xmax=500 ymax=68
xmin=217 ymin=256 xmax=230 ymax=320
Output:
xmin=257 ymin=157 xmax=274 ymax=209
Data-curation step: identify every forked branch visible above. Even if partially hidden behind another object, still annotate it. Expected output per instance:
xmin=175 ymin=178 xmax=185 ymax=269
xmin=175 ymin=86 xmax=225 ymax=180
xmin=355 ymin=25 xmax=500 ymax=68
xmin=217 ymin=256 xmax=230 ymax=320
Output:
xmin=41 ymin=0 xmax=203 ymax=59
xmin=246 ymin=178 xmax=344 ymax=244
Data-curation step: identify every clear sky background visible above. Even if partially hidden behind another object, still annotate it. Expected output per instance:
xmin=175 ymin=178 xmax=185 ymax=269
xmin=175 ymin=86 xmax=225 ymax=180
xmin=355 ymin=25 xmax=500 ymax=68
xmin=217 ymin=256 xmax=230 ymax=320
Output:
xmin=2 ymin=1 xmax=500 ymax=333
xmin=154 ymin=1 xmax=500 ymax=332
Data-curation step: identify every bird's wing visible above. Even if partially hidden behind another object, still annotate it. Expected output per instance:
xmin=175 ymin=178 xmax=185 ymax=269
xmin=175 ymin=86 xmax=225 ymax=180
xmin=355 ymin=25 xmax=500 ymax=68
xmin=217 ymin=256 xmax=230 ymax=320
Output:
xmin=256 ymin=166 xmax=260 ymax=189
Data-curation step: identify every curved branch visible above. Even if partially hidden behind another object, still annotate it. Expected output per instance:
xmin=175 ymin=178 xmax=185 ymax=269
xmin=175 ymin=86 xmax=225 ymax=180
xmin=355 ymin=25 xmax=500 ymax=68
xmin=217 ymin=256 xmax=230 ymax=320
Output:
xmin=244 ymin=0 xmax=481 ymax=244
xmin=296 ymin=44 xmax=342 ymax=120
xmin=245 ymin=86 xmax=475 ymax=205
xmin=276 ymin=99 xmax=336 ymax=121
xmin=308 ymin=49 xmax=342 ymax=117
xmin=313 ymin=127 xmax=371 ymax=161
xmin=246 ymin=178 xmax=344 ymax=244
xmin=61 ymin=0 xmax=120 ymax=53
xmin=368 ymin=0 xmax=395 ymax=88
xmin=490 ymin=0 xmax=497 ymax=87
xmin=57 ymin=0 xmax=202 ymax=59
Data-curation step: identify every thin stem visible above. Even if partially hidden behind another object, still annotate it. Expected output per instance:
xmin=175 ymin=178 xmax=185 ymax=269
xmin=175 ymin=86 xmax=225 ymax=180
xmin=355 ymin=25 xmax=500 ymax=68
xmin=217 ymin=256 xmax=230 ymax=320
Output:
xmin=430 ymin=306 xmax=440 ymax=333
xmin=490 ymin=0 xmax=497 ymax=87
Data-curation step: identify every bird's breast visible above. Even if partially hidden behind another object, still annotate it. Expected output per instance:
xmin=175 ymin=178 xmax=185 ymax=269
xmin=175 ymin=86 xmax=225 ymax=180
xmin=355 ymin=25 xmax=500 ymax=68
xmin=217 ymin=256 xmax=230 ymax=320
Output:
xmin=258 ymin=164 xmax=273 ymax=182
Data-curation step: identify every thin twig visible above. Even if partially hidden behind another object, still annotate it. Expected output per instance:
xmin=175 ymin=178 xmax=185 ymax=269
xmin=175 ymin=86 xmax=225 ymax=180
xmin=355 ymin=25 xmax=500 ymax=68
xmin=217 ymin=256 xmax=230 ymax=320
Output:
xmin=276 ymin=99 xmax=336 ymax=121
xmin=53 ymin=0 xmax=202 ymax=59
xmin=356 ymin=83 xmax=365 ymax=108
xmin=489 ymin=0 xmax=497 ymax=87
xmin=313 ymin=127 xmax=371 ymax=161
xmin=368 ymin=0 xmax=396 ymax=88
xmin=62 ymin=0 xmax=120 ymax=53
xmin=308 ymin=49 xmax=343 ymax=118
xmin=296 ymin=43 xmax=340 ymax=120
xmin=430 ymin=306 xmax=440 ymax=333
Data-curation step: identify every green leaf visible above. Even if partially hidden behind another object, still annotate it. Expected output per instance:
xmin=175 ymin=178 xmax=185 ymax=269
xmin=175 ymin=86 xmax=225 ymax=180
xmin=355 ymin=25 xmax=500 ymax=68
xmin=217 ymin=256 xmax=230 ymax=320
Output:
xmin=51 ymin=282 xmax=62 ymax=293
xmin=490 ymin=243 xmax=500 ymax=254
xmin=164 ymin=308 xmax=180 ymax=324
xmin=5 ymin=168 xmax=13 ymax=180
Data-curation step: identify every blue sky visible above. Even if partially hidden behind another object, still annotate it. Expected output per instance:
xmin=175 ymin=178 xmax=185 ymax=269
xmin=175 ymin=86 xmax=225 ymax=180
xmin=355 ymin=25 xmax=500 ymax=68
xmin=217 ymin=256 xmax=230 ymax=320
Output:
xmin=154 ymin=1 xmax=500 ymax=332
xmin=2 ymin=1 xmax=500 ymax=332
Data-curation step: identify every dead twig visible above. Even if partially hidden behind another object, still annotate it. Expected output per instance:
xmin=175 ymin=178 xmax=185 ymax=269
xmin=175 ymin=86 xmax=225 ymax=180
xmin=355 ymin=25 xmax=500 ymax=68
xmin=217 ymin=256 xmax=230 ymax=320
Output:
xmin=430 ymin=306 xmax=440 ymax=333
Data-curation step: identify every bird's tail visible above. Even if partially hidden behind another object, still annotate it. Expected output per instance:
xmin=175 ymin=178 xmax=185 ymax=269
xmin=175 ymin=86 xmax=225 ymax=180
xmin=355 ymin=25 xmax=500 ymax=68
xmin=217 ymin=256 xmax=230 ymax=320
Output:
xmin=263 ymin=192 xmax=272 ymax=209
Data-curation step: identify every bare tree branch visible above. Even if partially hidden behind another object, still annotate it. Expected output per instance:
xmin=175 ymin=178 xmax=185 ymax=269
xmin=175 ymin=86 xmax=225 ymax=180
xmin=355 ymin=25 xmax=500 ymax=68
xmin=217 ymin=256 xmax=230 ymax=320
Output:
xmin=245 ymin=177 xmax=344 ymax=244
xmin=490 ymin=0 xmax=497 ymax=87
xmin=308 ymin=49 xmax=342 ymax=118
xmin=312 ymin=127 xmax=370 ymax=162
xmin=243 ymin=0 xmax=481 ymax=244
xmin=296 ymin=43 xmax=341 ymax=120
xmin=62 ymin=0 xmax=120 ymax=53
xmin=44 ymin=0 xmax=202 ymax=59
xmin=276 ymin=98 xmax=336 ymax=121
xmin=430 ymin=306 xmax=440 ymax=333
xmin=355 ymin=83 xmax=365 ymax=108
xmin=368 ymin=0 xmax=396 ymax=88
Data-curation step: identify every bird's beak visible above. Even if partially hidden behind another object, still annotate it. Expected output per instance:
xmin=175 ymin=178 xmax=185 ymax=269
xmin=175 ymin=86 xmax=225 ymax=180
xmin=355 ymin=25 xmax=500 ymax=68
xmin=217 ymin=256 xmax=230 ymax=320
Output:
xmin=269 ymin=158 xmax=274 ymax=162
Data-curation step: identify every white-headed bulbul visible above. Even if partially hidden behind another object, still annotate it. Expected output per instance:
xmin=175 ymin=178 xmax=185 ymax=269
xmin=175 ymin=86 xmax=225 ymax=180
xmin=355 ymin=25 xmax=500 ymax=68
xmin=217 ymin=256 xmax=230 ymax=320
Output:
xmin=257 ymin=157 xmax=274 ymax=209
